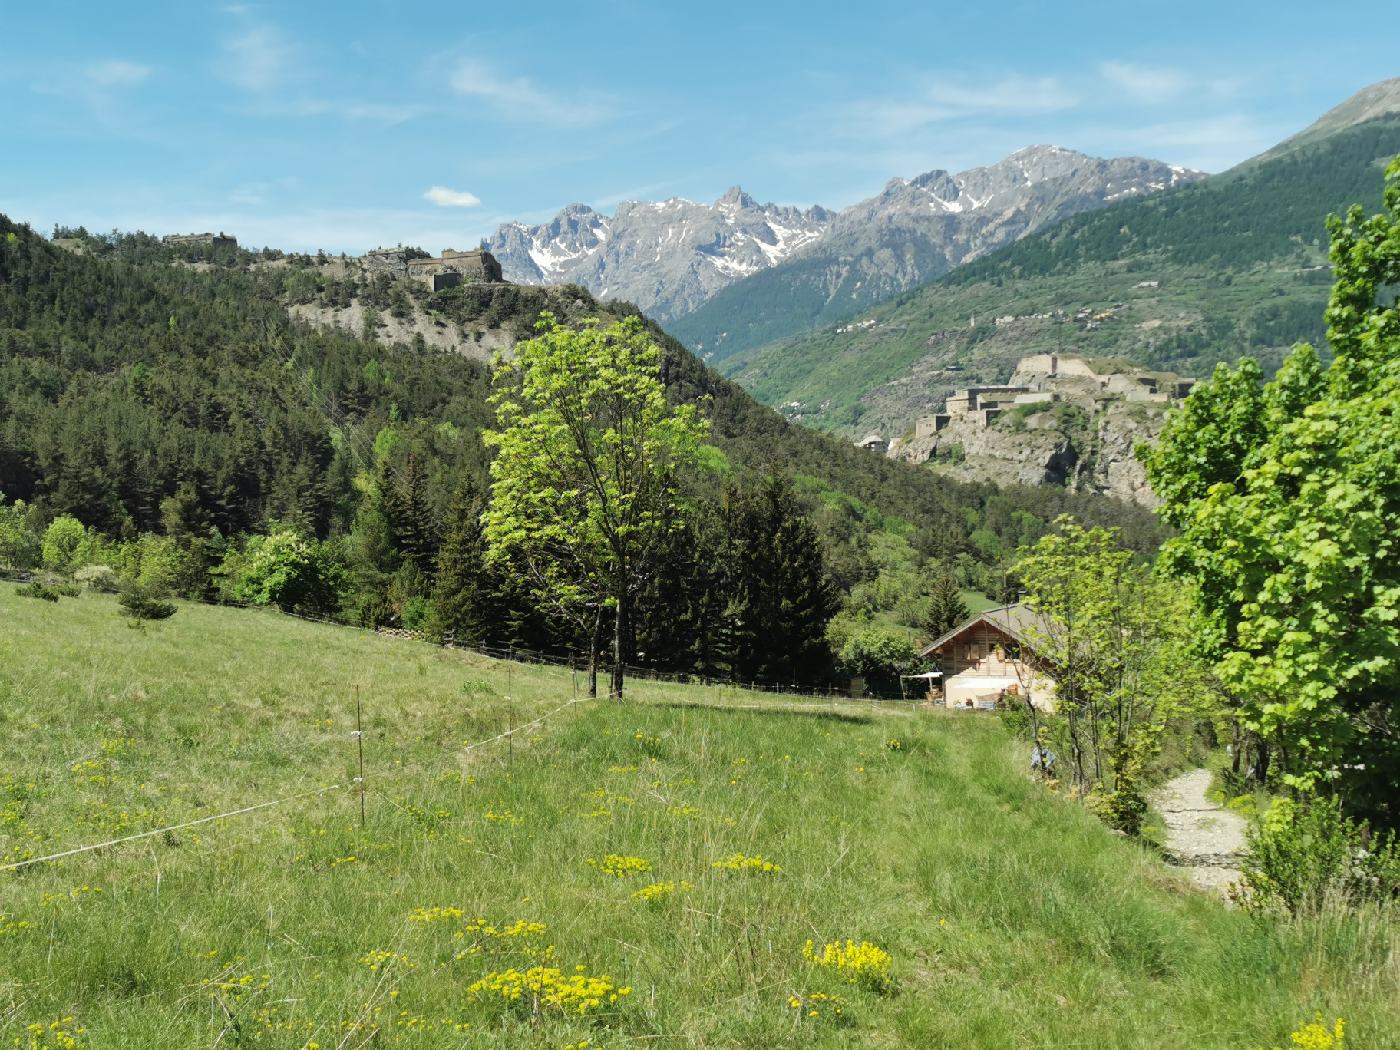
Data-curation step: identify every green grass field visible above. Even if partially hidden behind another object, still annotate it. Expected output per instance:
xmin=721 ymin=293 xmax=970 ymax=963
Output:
xmin=1 ymin=588 xmax=1395 ymax=1048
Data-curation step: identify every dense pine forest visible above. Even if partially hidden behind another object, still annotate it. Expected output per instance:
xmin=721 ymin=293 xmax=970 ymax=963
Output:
xmin=0 ymin=215 xmax=1163 ymax=687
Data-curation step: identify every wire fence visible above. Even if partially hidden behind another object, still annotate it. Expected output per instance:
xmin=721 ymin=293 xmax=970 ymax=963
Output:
xmin=0 ymin=566 xmax=929 ymax=876
xmin=1 ymin=566 xmax=911 ymax=704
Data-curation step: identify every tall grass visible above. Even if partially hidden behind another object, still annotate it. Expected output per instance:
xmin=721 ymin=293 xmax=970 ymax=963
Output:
xmin=0 ymin=589 xmax=1395 ymax=1047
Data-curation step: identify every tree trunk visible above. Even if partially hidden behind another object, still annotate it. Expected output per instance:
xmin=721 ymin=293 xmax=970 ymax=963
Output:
xmin=1249 ymin=734 xmax=1270 ymax=784
xmin=610 ymin=595 xmax=626 ymax=701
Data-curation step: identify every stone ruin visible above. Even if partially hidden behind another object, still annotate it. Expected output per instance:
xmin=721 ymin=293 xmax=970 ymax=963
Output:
xmin=914 ymin=353 xmax=1196 ymax=436
xmin=362 ymin=246 xmax=504 ymax=291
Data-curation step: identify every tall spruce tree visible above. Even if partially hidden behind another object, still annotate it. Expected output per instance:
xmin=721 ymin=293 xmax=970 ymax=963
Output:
xmin=924 ymin=572 xmax=969 ymax=642
xmin=428 ymin=478 xmax=497 ymax=647
xmin=721 ymin=473 xmax=839 ymax=688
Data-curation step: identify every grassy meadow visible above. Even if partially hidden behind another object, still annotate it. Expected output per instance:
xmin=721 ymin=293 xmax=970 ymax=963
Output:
xmin=1 ymin=587 xmax=1396 ymax=1048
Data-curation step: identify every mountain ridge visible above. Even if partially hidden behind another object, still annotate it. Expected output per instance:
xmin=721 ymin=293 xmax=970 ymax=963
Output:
xmin=485 ymin=146 xmax=1199 ymax=327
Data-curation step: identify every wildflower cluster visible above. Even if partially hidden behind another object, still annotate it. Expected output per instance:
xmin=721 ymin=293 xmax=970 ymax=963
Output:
xmin=787 ymin=991 xmax=846 ymax=1021
xmin=483 ymin=807 xmax=521 ymax=825
xmin=452 ymin=917 xmax=552 ymax=960
xmin=204 ymin=973 xmax=272 ymax=1000
xmin=711 ymin=852 xmax=782 ymax=874
xmin=1263 ymin=1015 xmax=1346 ymax=1050
xmin=886 ymin=738 xmax=903 ymax=751
xmin=1 ymin=913 xmax=34 ymax=937
xmin=803 ymin=939 xmax=893 ymax=992
xmin=467 ymin=965 xmax=632 ymax=1017
xmin=587 ymin=854 xmax=652 ymax=877
xmin=630 ymin=880 xmax=693 ymax=903
xmin=12 ymin=1017 xmax=85 ymax=1050
xmin=360 ymin=949 xmax=415 ymax=972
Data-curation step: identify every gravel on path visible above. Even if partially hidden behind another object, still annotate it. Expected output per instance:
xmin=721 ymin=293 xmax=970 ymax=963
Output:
xmin=1153 ymin=768 xmax=1247 ymax=896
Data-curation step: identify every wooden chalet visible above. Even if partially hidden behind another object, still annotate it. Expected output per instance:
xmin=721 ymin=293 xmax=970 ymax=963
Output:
xmin=920 ymin=603 xmax=1058 ymax=711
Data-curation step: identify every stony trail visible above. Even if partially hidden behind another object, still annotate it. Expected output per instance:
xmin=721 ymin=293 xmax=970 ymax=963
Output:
xmin=1153 ymin=768 xmax=1246 ymax=895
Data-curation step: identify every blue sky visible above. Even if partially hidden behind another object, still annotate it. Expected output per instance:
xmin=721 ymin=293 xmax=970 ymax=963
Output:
xmin=1 ymin=1 xmax=1393 ymax=253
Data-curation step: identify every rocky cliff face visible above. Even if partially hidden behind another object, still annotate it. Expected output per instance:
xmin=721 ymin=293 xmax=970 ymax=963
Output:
xmin=889 ymin=399 xmax=1170 ymax=506
xmin=485 ymin=189 xmax=831 ymax=321
xmin=486 ymin=147 xmax=1202 ymax=332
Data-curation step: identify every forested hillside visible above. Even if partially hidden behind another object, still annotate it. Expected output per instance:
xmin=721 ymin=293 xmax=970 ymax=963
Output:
xmin=722 ymin=115 xmax=1400 ymax=439
xmin=0 ymin=217 xmax=1162 ymax=685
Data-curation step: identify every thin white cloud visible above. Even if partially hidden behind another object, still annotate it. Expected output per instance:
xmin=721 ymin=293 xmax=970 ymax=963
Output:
xmin=1100 ymin=61 xmax=1190 ymax=104
xmin=220 ymin=20 xmax=295 ymax=92
xmin=84 ymin=60 xmax=151 ymax=88
xmin=449 ymin=59 xmax=613 ymax=125
xmin=424 ymin=185 xmax=481 ymax=208
xmin=845 ymin=73 xmax=1079 ymax=136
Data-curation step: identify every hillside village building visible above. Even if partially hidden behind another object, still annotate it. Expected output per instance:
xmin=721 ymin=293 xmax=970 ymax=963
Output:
xmin=915 ymin=353 xmax=1196 ymax=436
xmin=921 ymin=603 xmax=1058 ymax=711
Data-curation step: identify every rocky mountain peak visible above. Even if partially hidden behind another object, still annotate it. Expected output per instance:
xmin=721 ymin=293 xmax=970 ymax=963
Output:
xmin=716 ymin=185 xmax=757 ymax=210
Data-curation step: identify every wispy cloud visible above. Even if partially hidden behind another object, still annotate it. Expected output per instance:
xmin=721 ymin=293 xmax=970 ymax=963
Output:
xmin=83 ymin=60 xmax=151 ymax=89
xmin=449 ymin=59 xmax=613 ymax=125
xmin=1099 ymin=61 xmax=1190 ymax=104
xmin=424 ymin=185 xmax=481 ymax=208
xmin=845 ymin=73 xmax=1080 ymax=136
xmin=219 ymin=18 xmax=295 ymax=92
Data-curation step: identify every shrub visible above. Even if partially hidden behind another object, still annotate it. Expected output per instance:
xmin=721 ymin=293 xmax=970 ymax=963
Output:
xmin=223 ymin=529 xmax=342 ymax=614
xmin=1240 ymin=795 xmax=1400 ymax=914
xmin=41 ymin=515 xmax=87 ymax=574
xmin=15 ymin=582 xmax=60 ymax=602
xmin=75 ymin=564 xmax=119 ymax=593
xmin=118 ymin=585 xmax=177 ymax=621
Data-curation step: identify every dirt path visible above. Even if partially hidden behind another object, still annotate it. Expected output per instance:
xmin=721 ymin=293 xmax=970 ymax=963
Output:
xmin=1153 ymin=768 xmax=1246 ymax=895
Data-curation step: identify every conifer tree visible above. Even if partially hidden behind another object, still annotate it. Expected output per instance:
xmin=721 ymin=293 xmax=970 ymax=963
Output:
xmin=721 ymin=473 xmax=839 ymax=688
xmin=923 ymin=572 xmax=969 ymax=642
xmin=428 ymin=477 xmax=496 ymax=647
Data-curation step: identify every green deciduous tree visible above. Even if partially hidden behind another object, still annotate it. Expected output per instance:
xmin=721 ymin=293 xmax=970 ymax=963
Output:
xmin=41 ymin=515 xmax=88 ymax=575
xmin=482 ymin=314 xmax=708 ymax=699
xmin=0 ymin=493 xmax=41 ymax=570
xmin=224 ymin=528 xmax=343 ymax=615
xmin=1142 ymin=157 xmax=1400 ymax=824
xmin=1014 ymin=519 xmax=1208 ymax=824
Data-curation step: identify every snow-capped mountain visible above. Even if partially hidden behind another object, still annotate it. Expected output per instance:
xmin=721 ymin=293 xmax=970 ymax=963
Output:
xmin=485 ymin=189 xmax=832 ymax=320
xmin=486 ymin=146 xmax=1201 ymax=330
xmin=668 ymin=146 xmax=1204 ymax=360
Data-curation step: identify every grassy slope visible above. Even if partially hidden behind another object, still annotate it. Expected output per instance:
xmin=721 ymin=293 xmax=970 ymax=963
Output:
xmin=1 ymin=589 xmax=1396 ymax=1049
xmin=721 ymin=117 xmax=1400 ymax=438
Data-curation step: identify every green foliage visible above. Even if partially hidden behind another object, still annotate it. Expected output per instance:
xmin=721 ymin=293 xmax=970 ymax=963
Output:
xmin=40 ymin=515 xmax=87 ymax=574
xmin=117 ymin=584 xmax=177 ymax=621
xmin=831 ymin=620 xmax=921 ymax=697
xmin=1144 ymin=157 xmax=1400 ymax=822
xmin=924 ymin=572 xmax=969 ymax=642
xmin=1242 ymin=795 xmax=1400 ymax=915
xmin=0 ymin=493 xmax=41 ymax=570
xmin=224 ymin=529 xmax=342 ymax=614
xmin=1014 ymin=518 xmax=1211 ymax=807
xmin=719 ymin=474 xmax=840 ymax=688
xmin=483 ymin=314 xmax=709 ymax=697
xmin=14 ymin=581 xmax=60 ymax=602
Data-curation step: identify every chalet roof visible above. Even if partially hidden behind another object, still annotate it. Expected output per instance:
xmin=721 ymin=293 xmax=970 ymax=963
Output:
xmin=919 ymin=602 xmax=1054 ymax=658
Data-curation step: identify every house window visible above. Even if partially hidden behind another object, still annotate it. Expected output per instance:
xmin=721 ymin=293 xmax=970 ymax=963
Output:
xmin=1004 ymin=642 xmax=1021 ymax=661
